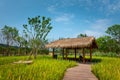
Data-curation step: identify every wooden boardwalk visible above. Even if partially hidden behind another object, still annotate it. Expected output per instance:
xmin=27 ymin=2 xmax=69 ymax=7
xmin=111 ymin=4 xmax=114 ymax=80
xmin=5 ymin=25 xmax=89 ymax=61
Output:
xmin=63 ymin=63 xmax=98 ymax=80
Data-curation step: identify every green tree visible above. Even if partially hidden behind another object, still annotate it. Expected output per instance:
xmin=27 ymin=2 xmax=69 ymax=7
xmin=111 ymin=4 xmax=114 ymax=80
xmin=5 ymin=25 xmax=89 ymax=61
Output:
xmin=106 ymin=24 xmax=120 ymax=53
xmin=97 ymin=36 xmax=119 ymax=53
xmin=1 ymin=25 xmax=19 ymax=55
xmin=106 ymin=24 xmax=120 ymax=44
xmin=77 ymin=33 xmax=88 ymax=38
xmin=23 ymin=16 xmax=52 ymax=58
xmin=16 ymin=36 xmax=27 ymax=55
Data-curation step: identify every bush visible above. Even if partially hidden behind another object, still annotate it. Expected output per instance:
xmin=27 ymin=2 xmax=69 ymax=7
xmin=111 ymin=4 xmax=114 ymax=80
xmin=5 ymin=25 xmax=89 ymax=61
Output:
xmin=93 ymin=52 xmax=117 ymax=57
xmin=39 ymin=49 xmax=49 ymax=55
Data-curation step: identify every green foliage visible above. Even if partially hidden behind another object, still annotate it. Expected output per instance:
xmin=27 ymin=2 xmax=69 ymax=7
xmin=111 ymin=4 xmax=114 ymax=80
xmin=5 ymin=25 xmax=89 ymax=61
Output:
xmin=106 ymin=24 xmax=120 ymax=44
xmin=16 ymin=36 xmax=26 ymax=47
xmin=1 ymin=26 xmax=19 ymax=56
xmin=23 ymin=16 xmax=52 ymax=58
xmin=77 ymin=33 xmax=88 ymax=38
xmin=92 ymin=57 xmax=120 ymax=80
xmin=1 ymin=25 xmax=19 ymax=45
xmin=39 ymin=49 xmax=49 ymax=55
xmin=93 ymin=52 xmax=117 ymax=57
xmin=23 ymin=16 xmax=52 ymax=40
xmin=95 ymin=24 xmax=120 ymax=54
xmin=96 ymin=36 xmax=119 ymax=53
xmin=0 ymin=56 xmax=76 ymax=80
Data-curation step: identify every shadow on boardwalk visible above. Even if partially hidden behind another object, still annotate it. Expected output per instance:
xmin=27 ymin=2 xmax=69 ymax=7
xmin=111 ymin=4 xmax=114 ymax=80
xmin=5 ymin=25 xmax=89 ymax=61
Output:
xmin=63 ymin=63 xmax=98 ymax=80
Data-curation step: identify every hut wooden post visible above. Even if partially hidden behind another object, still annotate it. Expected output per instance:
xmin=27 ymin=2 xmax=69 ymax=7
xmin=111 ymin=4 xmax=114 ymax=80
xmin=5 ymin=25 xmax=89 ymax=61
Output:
xmin=82 ymin=48 xmax=85 ymax=63
xmin=62 ymin=48 xmax=64 ymax=59
xmin=65 ymin=49 xmax=67 ymax=60
xmin=75 ymin=48 xmax=77 ymax=61
xmin=52 ymin=48 xmax=55 ymax=58
xmin=90 ymin=47 xmax=92 ymax=62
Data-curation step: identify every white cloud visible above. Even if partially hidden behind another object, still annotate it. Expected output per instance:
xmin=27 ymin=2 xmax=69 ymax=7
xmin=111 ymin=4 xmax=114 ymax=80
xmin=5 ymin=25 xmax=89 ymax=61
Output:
xmin=47 ymin=0 xmax=120 ymax=15
xmin=91 ymin=19 xmax=110 ymax=30
xmin=47 ymin=2 xmax=76 ymax=24
xmin=47 ymin=5 xmax=57 ymax=14
xmin=55 ymin=13 xmax=75 ymax=22
xmin=47 ymin=5 xmax=55 ymax=12
xmin=98 ymin=0 xmax=120 ymax=15
xmin=78 ymin=0 xmax=120 ymax=15
xmin=84 ymin=30 xmax=103 ymax=38
xmin=84 ymin=20 xmax=91 ymax=24
xmin=83 ymin=19 xmax=111 ymax=38
xmin=107 ymin=1 xmax=120 ymax=13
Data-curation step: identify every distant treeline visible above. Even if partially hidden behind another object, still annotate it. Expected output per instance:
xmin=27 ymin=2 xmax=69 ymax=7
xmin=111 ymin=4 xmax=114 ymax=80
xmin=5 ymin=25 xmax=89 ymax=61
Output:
xmin=0 ymin=43 xmax=49 ymax=56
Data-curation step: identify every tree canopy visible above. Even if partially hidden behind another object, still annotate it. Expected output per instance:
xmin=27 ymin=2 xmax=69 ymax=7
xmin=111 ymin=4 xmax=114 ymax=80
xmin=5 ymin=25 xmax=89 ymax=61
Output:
xmin=1 ymin=25 xmax=19 ymax=55
xmin=96 ymin=24 xmax=120 ymax=54
xmin=1 ymin=25 xmax=19 ymax=45
xmin=106 ymin=24 xmax=120 ymax=44
xmin=23 ymin=16 xmax=52 ymax=58
xmin=77 ymin=33 xmax=88 ymax=38
xmin=97 ymin=36 xmax=119 ymax=53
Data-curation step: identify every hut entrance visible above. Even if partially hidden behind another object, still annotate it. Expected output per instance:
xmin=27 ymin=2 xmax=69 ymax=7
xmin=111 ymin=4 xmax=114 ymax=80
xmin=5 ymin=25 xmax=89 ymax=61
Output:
xmin=46 ymin=36 xmax=98 ymax=63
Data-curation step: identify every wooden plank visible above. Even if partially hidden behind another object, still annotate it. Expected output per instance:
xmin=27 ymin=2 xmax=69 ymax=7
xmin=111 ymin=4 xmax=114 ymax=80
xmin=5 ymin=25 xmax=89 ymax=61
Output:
xmin=63 ymin=64 xmax=98 ymax=80
xmin=14 ymin=60 xmax=33 ymax=65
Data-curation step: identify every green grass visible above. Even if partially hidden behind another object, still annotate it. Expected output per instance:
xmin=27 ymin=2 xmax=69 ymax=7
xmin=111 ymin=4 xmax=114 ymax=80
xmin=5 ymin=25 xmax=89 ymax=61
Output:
xmin=2 ymin=54 xmax=120 ymax=80
xmin=0 ymin=55 xmax=77 ymax=80
xmin=92 ymin=56 xmax=120 ymax=80
xmin=0 ymin=56 xmax=27 ymax=65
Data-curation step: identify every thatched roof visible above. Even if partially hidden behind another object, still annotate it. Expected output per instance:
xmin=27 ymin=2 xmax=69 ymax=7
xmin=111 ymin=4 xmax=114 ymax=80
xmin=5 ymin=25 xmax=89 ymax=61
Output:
xmin=46 ymin=36 xmax=98 ymax=49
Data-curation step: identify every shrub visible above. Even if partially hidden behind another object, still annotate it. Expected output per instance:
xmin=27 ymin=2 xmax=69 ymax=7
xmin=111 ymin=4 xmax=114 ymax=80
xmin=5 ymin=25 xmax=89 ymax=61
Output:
xmin=93 ymin=52 xmax=117 ymax=57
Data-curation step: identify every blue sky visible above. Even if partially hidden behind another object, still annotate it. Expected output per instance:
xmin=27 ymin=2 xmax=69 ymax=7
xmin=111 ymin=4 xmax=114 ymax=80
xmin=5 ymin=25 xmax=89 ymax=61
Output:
xmin=0 ymin=0 xmax=120 ymax=40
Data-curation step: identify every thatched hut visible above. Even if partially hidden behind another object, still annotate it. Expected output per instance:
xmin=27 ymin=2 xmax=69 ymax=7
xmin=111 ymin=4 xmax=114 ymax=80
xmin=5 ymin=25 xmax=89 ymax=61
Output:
xmin=46 ymin=36 xmax=98 ymax=63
